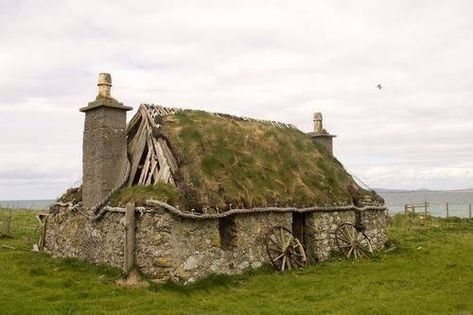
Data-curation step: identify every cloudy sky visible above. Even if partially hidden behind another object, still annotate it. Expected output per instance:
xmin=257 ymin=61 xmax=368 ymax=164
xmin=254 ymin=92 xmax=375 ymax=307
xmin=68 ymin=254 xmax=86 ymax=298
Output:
xmin=1 ymin=0 xmax=472 ymax=200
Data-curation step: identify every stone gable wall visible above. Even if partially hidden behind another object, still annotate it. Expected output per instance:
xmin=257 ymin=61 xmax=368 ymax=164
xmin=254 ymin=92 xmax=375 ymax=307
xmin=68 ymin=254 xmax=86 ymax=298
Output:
xmin=44 ymin=207 xmax=387 ymax=283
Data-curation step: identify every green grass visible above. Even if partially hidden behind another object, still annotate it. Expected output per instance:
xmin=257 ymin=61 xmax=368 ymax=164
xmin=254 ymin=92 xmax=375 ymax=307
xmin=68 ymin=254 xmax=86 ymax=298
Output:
xmin=161 ymin=111 xmax=360 ymax=211
xmin=1 ymin=209 xmax=473 ymax=314
xmin=109 ymin=183 xmax=181 ymax=207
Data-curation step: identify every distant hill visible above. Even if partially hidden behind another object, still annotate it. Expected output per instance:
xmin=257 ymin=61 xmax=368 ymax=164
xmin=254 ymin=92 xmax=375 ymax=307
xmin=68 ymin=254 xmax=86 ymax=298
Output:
xmin=450 ymin=188 xmax=473 ymax=192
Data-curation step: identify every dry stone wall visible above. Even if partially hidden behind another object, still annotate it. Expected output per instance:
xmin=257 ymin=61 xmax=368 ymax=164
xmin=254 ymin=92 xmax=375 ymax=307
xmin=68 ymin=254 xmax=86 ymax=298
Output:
xmin=361 ymin=209 xmax=388 ymax=248
xmin=306 ymin=211 xmax=357 ymax=262
xmin=45 ymin=207 xmax=125 ymax=268
xmin=44 ymin=207 xmax=387 ymax=284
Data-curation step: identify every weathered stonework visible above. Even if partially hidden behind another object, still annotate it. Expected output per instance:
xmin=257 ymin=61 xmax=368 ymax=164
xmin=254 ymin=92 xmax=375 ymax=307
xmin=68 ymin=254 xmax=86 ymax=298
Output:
xmin=80 ymin=73 xmax=132 ymax=209
xmin=81 ymin=106 xmax=130 ymax=209
xmin=44 ymin=207 xmax=387 ymax=284
xmin=306 ymin=211 xmax=357 ymax=262
xmin=360 ymin=209 xmax=388 ymax=248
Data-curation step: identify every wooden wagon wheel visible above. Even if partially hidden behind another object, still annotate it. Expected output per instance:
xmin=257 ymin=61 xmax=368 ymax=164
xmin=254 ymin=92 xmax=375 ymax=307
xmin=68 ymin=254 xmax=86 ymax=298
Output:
xmin=335 ymin=222 xmax=373 ymax=259
xmin=264 ymin=226 xmax=307 ymax=271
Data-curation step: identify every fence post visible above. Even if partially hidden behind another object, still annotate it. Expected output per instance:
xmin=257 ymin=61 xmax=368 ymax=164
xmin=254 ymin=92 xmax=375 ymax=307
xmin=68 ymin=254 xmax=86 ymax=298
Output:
xmin=469 ymin=204 xmax=472 ymax=219
xmin=446 ymin=202 xmax=449 ymax=218
xmin=424 ymin=201 xmax=428 ymax=215
xmin=124 ymin=202 xmax=136 ymax=275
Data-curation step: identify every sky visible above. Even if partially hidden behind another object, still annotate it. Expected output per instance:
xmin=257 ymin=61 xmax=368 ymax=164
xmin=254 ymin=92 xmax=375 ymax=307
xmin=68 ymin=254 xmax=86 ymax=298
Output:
xmin=0 ymin=0 xmax=472 ymax=200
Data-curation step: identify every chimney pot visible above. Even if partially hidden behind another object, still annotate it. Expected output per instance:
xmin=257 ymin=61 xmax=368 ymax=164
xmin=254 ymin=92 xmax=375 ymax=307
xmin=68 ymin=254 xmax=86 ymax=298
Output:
xmin=313 ymin=112 xmax=323 ymax=133
xmin=97 ymin=73 xmax=112 ymax=98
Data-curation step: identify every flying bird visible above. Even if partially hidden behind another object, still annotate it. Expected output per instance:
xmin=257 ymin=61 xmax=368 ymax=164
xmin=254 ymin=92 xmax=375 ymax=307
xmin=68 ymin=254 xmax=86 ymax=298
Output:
xmin=377 ymin=84 xmax=383 ymax=90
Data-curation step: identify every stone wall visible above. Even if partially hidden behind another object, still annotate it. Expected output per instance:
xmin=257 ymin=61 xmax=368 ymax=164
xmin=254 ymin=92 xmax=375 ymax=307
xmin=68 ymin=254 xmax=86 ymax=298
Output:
xmin=305 ymin=210 xmax=357 ymax=262
xmin=44 ymin=207 xmax=387 ymax=284
xmin=45 ymin=207 xmax=125 ymax=268
xmin=361 ymin=209 xmax=388 ymax=248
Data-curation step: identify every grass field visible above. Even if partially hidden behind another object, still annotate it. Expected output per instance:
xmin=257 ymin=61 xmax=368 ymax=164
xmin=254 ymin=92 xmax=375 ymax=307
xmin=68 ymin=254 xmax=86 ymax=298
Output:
xmin=1 ymin=209 xmax=472 ymax=314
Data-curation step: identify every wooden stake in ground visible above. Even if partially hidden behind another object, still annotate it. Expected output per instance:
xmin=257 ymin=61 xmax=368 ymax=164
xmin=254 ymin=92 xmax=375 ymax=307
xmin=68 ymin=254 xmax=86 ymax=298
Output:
xmin=118 ymin=202 xmax=147 ymax=287
xmin=124 ymin=202 xmax=136 ymax=274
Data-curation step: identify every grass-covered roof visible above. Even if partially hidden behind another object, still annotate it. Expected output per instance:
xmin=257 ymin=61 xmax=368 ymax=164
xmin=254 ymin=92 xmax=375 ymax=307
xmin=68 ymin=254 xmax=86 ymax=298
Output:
xmin=138 ymin=108 xmax=360 ymax=211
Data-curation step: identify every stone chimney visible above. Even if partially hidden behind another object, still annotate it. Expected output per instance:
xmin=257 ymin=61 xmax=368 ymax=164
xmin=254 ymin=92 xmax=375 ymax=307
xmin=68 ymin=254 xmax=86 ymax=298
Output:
xmin=308 ymin=112 xmax=336 ymax=155
xmin=80 ymin=73 xmax=132 ymax=209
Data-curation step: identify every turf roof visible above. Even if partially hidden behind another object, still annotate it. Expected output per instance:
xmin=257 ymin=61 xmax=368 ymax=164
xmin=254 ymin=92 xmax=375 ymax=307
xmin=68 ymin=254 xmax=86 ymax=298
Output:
xmin=151 ymin=109 xmax=359 ymax=211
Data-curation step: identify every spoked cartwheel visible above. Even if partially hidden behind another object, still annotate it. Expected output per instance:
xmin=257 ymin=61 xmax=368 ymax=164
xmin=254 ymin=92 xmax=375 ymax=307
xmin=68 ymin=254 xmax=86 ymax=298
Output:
xmin=264 ymin=226 xmax=307 ymax=271
xmin=335 ymin=222 xmax=373 ymax=259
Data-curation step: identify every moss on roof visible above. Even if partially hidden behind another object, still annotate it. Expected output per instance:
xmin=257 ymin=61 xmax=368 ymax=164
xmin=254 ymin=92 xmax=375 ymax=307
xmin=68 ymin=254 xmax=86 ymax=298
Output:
xmin=109 ymin=183 xmax=181 ymax=207
xmin=156 ymin=110 xmax=357 ymax=211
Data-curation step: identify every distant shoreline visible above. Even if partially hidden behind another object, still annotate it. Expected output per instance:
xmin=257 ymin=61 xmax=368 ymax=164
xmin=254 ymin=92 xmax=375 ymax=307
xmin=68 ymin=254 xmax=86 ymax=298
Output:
xmin=0 ymin=199 xmax=55 ymax=210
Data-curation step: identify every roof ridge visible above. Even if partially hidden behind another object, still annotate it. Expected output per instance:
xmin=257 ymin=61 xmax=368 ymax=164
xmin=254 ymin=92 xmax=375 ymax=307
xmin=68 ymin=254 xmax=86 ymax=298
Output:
xmin=141 ymin=103 xmax=297 ymax=130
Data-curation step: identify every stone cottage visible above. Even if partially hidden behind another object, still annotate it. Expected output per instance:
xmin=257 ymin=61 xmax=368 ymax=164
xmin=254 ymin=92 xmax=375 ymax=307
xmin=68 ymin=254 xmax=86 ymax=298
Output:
xmin=43 ymin=73 xmax=387 ymax=283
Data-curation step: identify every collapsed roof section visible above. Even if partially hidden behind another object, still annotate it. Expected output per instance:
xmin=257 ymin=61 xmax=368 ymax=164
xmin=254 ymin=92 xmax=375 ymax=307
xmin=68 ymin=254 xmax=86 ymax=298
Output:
xmin=126 ymin=104 xmax=301 ymax=188
xmin=126 ymin=105 xmax=179 ymax=187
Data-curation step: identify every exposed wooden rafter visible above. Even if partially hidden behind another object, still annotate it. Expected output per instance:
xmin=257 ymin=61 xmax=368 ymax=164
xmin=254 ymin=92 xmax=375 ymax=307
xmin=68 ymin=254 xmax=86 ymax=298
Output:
xmin=126 ymin=105 xmax=178 ymax=187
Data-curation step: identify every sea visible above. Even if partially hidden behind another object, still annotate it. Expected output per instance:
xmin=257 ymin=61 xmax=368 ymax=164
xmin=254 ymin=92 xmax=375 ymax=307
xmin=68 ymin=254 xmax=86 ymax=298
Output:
xmin=377 ymin=190 xmax=473 ymax=218
xmin=0 ymin=199 xmax=55 ymax=210
xmin=1 ymin=190 xmax=473 ymax=217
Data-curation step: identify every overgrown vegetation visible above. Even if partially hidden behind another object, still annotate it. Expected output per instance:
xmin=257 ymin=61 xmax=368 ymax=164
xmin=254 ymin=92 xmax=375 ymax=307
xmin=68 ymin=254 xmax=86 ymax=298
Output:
xmin=109 ymin=183 xmax=181 ymax=206
xmin=161 ymin=111 xmax=356 ymax=211
xmin=57 ymin=187 xmax=82 ymax=204
xmin=1 ymin=209 xmax=472 ymax=314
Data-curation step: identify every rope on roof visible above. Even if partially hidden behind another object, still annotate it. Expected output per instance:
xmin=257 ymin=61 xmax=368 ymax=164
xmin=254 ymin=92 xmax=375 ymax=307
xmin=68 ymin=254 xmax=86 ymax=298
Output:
xmin=344 ymin=167 xmax=376 ymax=192
xmin=92 ymin=199 xmax=386 ymax=221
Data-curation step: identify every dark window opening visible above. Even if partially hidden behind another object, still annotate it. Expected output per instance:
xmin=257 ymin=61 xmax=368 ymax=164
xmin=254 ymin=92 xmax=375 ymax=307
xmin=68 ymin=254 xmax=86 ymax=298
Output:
xmin=219 ymin=216 xmax=237 ymax=250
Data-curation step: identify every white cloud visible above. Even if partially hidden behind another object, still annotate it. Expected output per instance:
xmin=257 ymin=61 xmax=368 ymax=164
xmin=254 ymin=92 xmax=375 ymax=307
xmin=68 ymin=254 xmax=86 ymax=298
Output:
xmin=1 ymin=0 xmax=473 ymax=199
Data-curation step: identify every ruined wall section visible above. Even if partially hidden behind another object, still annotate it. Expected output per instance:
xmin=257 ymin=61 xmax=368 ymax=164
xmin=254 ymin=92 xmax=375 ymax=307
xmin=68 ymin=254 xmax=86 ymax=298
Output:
xmin=44 ymin=208 xmax=386 ymax=283
xmin=169 ymin=213 xmax=292 ymax=282
xmin=45 ymin=208 xmax=125 ymax=268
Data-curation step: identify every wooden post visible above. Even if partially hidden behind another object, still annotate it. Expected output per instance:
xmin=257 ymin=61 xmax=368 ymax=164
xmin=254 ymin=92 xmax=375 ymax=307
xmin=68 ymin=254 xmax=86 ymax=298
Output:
xmin=404 ymin=204 xmax=407 ymax=214
xmin=124 ymin=202 xmax=136 ymax=275
xmin=446 ymin=202 xmax=449 ymax=218
xmin=469 ymin=204 xmax=472 ymax=219
xmin=37 ymin=214 xmax=49 ymax=251
xmin=424 ymin=201 xmax=428 ymax=215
